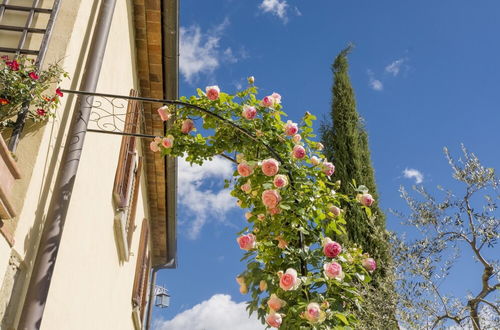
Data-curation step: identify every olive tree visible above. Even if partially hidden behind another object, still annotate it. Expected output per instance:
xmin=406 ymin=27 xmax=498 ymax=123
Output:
xmin=393 ymin=145 xmax=500 ymax=329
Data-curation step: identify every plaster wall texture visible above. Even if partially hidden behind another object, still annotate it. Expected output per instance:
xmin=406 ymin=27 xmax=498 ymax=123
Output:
xmin=0 ymin=0 xmax=150 ymax=329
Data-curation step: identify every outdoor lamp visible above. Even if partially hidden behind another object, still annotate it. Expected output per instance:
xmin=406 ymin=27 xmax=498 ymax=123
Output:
xmin=154 ymin=286 xmax=170 ymax=308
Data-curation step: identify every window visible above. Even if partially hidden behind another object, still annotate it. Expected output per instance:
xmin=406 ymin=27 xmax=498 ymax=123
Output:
xmin=132 ymin=218 xmax=150 ymax=329
xmin=113 ymin=89 xmax=142 ymax=261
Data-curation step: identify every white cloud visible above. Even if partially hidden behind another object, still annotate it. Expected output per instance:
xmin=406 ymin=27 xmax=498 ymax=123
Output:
xmin=178 ymin=157 xmax=236 ymax=239
xmin=154 ymin=294 xmax=264 ymax=330
xmin=180 ymin=19 xmax=240 ymax=83
xmin=385 ymin=58 xmax=406 ymax=76
xmin=403 ymin=168 xmax=424 ymax=184
xmin=367 ymin=70 xmax=383 ymax=91
xmin=259 ymin=0 xmax=289 ymax=22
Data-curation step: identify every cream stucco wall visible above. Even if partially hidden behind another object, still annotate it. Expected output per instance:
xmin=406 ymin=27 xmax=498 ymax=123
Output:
xmin=0 ymin=0 xmax=152 ymax=329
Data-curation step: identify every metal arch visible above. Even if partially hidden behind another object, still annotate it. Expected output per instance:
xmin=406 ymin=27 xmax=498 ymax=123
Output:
xmin=61 ymin=88 xmax=308 ymax=275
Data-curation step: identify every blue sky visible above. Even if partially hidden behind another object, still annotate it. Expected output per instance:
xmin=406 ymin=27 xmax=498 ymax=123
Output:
xmin=152 ymin=1 xmax=500 ymax=328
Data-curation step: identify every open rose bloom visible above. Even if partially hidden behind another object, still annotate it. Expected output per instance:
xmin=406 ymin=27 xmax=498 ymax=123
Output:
xmin=322 ymin=238 xmax=342 ymax=258
xmin=181 ymin=118 xmax=195 ymax=134
xmin=284 ymin=120 xmax=298 ymax=136
xmin=242 ymin=105 xmax=257 ymax=120
xmin=157 ymin=106 xmax=171 ymax=121
xmin=292 ymin=145 xmax=306 ymax=159
xmin=205 ymin=85 xmax=220 ymax=100
xmin=362 ymin=257 xmax=377 ymax=272
xmin=237 ymin=162 xmax=253 ymax=177
xmin=237 ymin=233 xmax=256 ymax=250
xmin=162 ymin=135 xmax=174 ymax=148
xmin=279 ymin=268 xmax=301 ymax=290
xmin=302 ymin=302 xmax=326 ymax=324
xmin=273 ymin=174 xmax=288 ymax=188
xmin=323 ymin=162 xmax=335 ymax=176
xmin=324 ymin=261 xmax=343 ymax=280
xmin=266 ymin=312 xmax=282 ymax=328
xmin=261 ymin=158 xmax=279 ymax=176
xmin=262 ymin=189 xmax=281 ymax=209
xmin=261 ymin=95 xmax=275 ymax=108
xmin=359 ymin=193 xmax=375 ymax=207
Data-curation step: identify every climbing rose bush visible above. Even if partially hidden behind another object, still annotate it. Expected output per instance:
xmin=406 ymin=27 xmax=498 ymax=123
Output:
xmin=150 ymin=80 xmax=377 ymax=328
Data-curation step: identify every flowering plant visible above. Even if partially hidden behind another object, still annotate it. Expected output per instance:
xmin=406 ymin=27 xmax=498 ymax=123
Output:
xmin=152 ymin=81 xmax=378 ymax=328
xmin=0 ymin=55 xmax=68 ymax=127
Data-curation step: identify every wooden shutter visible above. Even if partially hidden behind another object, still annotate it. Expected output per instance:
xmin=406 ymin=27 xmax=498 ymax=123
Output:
xmin=132 ymin=218 xmax=150 ymax=308
xmin=127 ymin=156 xmax=143 ymax=249
xmin=113 ymin=89 xmax=141 ymax=208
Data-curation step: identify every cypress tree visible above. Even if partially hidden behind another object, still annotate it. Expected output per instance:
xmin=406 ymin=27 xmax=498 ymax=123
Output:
xmin=320 ymin=45 xmax=398 ymax=328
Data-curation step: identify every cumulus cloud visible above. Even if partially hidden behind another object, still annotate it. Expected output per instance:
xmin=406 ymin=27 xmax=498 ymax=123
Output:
xmin=385 ymin=58 xmax=407 ymax=76
xmin=154 ymin=294 xmax=264 ymax=330
xmin=367 ymin=70 xmax=383 ymax=91
xmin=180 ymin=19 xmax=243 ymax=83
xmin=178 ymin=157 xmax=236 ymax=239
xmin=259 ymin=0 xmax=289 ymax=22
xmin=403 ymin=168 xmax=424 ymax=184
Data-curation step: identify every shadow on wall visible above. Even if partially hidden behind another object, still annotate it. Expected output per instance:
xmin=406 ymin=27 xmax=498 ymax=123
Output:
xmin=0 ymin=1 xmax=100 ymax=328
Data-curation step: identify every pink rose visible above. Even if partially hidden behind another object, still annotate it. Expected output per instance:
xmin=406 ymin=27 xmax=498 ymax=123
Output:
xmin=150 ymin=141 xmax=160 ymax=152
xmin=268 ymin=207 xmax=281 ymax=216
xmin=359 ymin=193 xmax=375 ymax=207
xmin=261 ymin=96 xmax=275 ymax=108
xmin=181 ymin=118 xmax=195 ymax=134
xmin=292 ymin=145 xmax=306 ymax=159
xmin=329 ymin=205 xmax=341 ymax=217
xmin=242 ymin=105 xmax=257 ymax=120
xmin=237 ymin=234 xmax=256 ymax=250
xmin=362 ymin=258 xmax=377 ymax=272
xmin=324 ymin=262 xmax=342 ymax=279
xmin=322 ymin=238 xmax=342 ymax=258
xmin=162 ymin=135 xmax=174 ymax=148
xmin=323 ymin=162 xmax=335 ymax=176
xmin=237 ymin=162 xmax=253 ymax=177
xmin=292 ymin=134 xmax=302 ymax=144
xmin=240 ymin=182 xmax=251 ymax=193
xmin=262 ymin=190 xmax=281 ymax=209
xmin=267 ymin=294 xmax=285 ymax=311
xmin=271 ymin=92 xmax=282 ymax=104
xmin=284 ymin=120 xmax=298 ymax=136
xmin=205 ymin=85 xmax=220 ymax=100
xmin=259 ymin=280 xmax=267 ymax=292
xmin=303 ymin=302 xmax=322 ymax=323
xmin=157 ymin=106 xmax=171 ymax=121
xmin=273 ymin=174 xmax=288 ymax=188
xmin=279 ymin=268 xmax=300 ymax=291
xmin=266 ymin=313 xmax=282 ymax=328
xmin=261 ymin=158 xmax=279 ymax=176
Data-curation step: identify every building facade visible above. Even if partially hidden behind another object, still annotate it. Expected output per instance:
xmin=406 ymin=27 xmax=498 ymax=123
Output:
xmin=0 ymin=0 xmax=177 ymax=329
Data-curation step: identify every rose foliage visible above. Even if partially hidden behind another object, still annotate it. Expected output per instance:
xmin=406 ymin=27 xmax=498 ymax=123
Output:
xmin=151 ymin=81 xmax=378 ymax=329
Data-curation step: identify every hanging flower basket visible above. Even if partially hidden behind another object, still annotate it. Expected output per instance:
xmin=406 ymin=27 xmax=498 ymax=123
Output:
xmin=0 ymin=55 xmax=68 ymax=129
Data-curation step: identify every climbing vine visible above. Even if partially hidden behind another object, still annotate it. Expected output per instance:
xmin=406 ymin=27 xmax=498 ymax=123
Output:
xmin=150 ymin=79 xmax=378 ymax=329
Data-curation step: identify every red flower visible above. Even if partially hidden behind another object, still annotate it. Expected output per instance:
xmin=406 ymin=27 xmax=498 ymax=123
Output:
xmin=0 ymin=98 xmax=9 ymax=105
xmin=6 ymin=60 xmax=19 ymax=71
xmin=1 ymin=55 xmax=8 ymax=61
xmin=36 ymin=108 xmax=47 ymax=116
xmin=55 ymin=88 xmax=63 ymax=97
xmin=29 ymin=71 xmax=39 ymax=80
